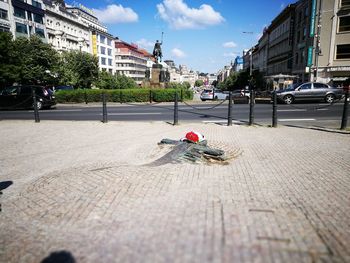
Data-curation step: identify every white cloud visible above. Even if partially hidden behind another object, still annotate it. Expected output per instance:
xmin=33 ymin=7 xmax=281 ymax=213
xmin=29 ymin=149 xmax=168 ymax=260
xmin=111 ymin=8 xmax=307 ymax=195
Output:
xmin=223 ymin=41 xmax=237 ymax=48
xmin=172 ymin=48 xmax=186 ymax=58
xmin=157 ymin=0 xmax=225 ymax=29
xmin=136 ymin=38 xmax=154 ymax=49
xmin=92 ymin=4 xmax=138 ymax=24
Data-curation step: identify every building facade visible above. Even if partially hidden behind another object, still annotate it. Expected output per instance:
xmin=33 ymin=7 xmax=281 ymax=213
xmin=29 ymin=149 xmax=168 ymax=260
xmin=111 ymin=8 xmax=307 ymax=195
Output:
xmin=115 ymin=40 xmax=148 ymax=84
xmin=44 ymin=0 xmax=90 ymax=52
xmin=0 ymin=0 xmax=11 ymax=32
xmin=310 ymin=0 xmax=350 ymax=85
xmin=8 ymin=0 xmax=47 ymax=41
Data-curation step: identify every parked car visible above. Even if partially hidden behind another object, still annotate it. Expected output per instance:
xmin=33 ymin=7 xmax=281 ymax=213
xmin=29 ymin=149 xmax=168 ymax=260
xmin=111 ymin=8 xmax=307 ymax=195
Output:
xmin=54 ymin=85 xmax=74 ymax=92
xmin=200 ymin=89 xmax=228 ymax=101
xmin=276 ymin=82 xmax=344 ymax=104
xmin=0 ymin=85 xmax=56 ymax=110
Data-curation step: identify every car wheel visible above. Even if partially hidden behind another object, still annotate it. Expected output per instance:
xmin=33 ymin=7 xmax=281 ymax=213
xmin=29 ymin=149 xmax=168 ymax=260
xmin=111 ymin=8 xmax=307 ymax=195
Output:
xmin=201 ymin=99 xmax=206 ymax=101
xmin=325 ymin=94 xmax=335 ymax=103
xmin=214 ymin=96 xmax=218 ymax=100
xmin=33 ymin=101 xmax=43 ymax=110
xmin=283 ymin=95 xmax=294 ymax=104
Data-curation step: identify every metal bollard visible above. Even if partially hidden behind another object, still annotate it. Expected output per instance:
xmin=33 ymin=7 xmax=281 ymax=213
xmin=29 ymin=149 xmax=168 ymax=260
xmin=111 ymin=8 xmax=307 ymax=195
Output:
xmin=227 ymin=92 xmax=233 ymax=126
xmin=272 ymin=89 xmax=277 ymax=127
xmin=174 ymin=92 xmax=179 ymax=125
xmin=102 ymin=93 xmax=108 ymax=123
xmin=249 ymin=89 xmax=255 ymax=126
xmin=84 ymin=89 xmax=88 ymax=104
xmin=149 ymin=90 xmax=152 ymax=103
xmin=32 ymin=89 xmax=40 ymax=123
xmin=340 ymin=89 xmax=349 ymax=130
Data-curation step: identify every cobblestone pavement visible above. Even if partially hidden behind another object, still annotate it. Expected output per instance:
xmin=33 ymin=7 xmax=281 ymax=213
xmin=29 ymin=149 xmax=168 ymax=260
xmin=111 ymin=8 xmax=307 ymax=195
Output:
xmin=0 ymin=121 xmax=349 ymax=263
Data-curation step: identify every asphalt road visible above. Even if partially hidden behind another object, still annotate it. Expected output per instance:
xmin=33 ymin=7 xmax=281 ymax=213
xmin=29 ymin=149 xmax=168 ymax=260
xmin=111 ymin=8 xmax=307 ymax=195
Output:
xmin=0 ymin=101 xmax=346 ymax=128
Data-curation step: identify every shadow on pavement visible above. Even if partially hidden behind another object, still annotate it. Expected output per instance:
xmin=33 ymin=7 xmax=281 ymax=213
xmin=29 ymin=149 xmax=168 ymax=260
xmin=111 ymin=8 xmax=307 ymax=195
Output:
xmin=41 ymin=251 xmax=76 ymax=263
xmin=0 ymin=181 xmax=13 ymax=191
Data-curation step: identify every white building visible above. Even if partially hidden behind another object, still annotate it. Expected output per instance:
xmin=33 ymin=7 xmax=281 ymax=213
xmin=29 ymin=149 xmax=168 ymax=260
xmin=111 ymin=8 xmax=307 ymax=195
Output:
xmin=44 ymin=0 xmax=90 ymax=52
xmin=0 ymin=0 xmax=11 ymax=32
xmin=115 ymin=40 xmax=148 ymax=84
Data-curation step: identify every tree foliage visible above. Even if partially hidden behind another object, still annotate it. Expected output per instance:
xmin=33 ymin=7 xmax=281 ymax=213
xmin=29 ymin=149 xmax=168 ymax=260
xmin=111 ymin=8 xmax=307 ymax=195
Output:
xmin=94 ymin=71 xmax=137 ymax=89
xmin=194 ymin=79 xmax=203 ymax=87
xmin=0 ymin=33 xmax=59 ymax=87
xmin=58 ymin=50 xmax=99 ymax=89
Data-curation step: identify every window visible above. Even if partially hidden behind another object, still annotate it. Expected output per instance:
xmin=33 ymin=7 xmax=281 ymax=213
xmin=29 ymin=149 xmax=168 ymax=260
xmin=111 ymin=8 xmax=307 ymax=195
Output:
xmin=99 ymin=35 xmax=106 ymax=44
xmin=300 ymin=83 xmax=311 ymax=90
xmin=101 ymin=57 xmax=106 ymax=65
xmin=16 ymin=22 xmax=27 ymax=34
xmin=32 ymin=0 xmax=41 ymax=8
xmin=35 ymin=27 xmax=45 ymax=38
xmin=108 ymin=58 xmax=112 ymax=66
xmin=0 ymin=8 xmax=8 ymax=20
xmin=303 ymin=26 xmax=307 ymax=39
xmin=0 ymin=25 xmax=10 ymax=32
xmin=107 ymin=48 xmax=112 ymax=56
xmin=33 ymin=14 xmax=43 ymax=24
xmin=339 ymin=16 xmax=350 ymax=32
xmin=341 ymin=0 xmax=350 ymax=7
xmin=100 ymin=46 xmax=105 ymax=55
xmin=107 ymin=39 xmax=112 ymax=46
xmin=27 ymin=11 xmax=32 ymax=21
xmin=295 ymin=52 xmax=299 ymax=64
xmin=313 ymin=83 xmax=328 ymax=89
xmin=336 ymin=44 xmax=350 ymax=59
xmin=14 ymin=7 xmax=25 ymax=19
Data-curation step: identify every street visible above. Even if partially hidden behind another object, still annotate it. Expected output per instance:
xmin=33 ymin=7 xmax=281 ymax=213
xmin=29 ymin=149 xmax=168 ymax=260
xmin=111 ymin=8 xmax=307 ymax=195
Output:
xmin=0 ymin=101 xmax=346 ymax=129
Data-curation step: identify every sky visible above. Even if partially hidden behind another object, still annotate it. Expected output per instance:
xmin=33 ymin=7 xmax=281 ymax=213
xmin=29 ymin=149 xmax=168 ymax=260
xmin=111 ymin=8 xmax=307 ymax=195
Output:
xmin=67 ymin=0 xmax=296 ymax=74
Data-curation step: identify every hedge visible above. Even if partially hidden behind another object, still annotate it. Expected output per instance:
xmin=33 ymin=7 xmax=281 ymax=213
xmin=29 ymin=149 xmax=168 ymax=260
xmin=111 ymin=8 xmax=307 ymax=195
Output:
xmin=55 ymin=88 xmax=193 ymax=103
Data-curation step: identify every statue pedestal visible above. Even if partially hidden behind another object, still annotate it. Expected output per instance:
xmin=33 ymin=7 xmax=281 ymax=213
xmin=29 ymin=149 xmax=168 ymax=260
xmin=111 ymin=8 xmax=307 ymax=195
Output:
xmin=150 ymin=64 xmax=165 ymax=88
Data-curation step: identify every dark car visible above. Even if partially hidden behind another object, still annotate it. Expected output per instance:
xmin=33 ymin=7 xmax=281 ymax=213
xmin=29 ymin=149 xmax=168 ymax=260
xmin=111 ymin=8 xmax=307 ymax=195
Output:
xmin=0 ymin=85 xmax=56 ymax=110
xmin=54 ymin=85 xmax=74 ymax=92
xmin=276 ymin=82 xmax=344 ymax=104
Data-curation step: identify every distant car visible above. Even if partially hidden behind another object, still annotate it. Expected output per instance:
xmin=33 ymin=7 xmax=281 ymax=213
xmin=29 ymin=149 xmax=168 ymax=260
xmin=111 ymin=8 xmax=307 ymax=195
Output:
xmin=276 ymin=82 xmax=344 ymax=104
xmin=200 ymin=89 xmax=228 ymax=101
xmin=54 ymin=85 xmax=74 ymax=92
xmin=0 ymin=85 xmax=56 ymax=110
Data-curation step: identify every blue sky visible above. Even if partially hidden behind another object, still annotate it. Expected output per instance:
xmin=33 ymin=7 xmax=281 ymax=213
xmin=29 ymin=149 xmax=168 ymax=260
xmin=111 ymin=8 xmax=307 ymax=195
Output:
xmin=67 ymin=0 xmax=295 ymax=73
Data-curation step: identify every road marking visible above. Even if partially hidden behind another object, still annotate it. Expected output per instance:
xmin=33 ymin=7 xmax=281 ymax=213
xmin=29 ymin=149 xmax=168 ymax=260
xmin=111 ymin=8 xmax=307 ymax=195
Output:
xmin=277 ymin=109 xmax=306 ymax=112
xmin=279 ymin=118 xmax=316 ymax=121
xmin=316 ymin=108 xmax=329 ymax=111
xmin=27 ymin=109 xmax=83 ymax=112
xmin=202 ymin=120 xmax=242 ymax=123
xmin=103 ymin=112 xmax=162 ymax=116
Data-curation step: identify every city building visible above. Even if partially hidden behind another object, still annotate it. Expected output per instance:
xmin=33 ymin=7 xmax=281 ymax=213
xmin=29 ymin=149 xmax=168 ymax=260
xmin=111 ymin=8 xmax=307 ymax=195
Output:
xmin=309 ymin=0 xmax=350 ymax=85
xmin=115 ymin=39 xmax=148 ymax=84
xmin=231 ymin=56 xmax=244 ymax=73
xmin=8 ymin=0 xmax=47 ymax=41
xmin=0 ymin=0 xmax=11 ymax=32
xmin=44 ymin=0 xmax=90 ymax=52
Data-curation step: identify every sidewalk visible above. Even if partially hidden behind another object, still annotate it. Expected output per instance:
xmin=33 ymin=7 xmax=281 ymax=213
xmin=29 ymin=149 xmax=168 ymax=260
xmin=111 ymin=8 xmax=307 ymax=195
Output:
xmin=0 ymin=120 xmax=349 ymax=263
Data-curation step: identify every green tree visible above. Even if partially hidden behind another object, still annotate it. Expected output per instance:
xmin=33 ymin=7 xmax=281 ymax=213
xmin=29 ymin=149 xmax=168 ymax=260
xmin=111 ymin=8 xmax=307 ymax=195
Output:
xmin=13 ymin=35 xmax=60 ymax=85
xmin=115 ymin=74 xmax=137 ymax=89
xmin=58 ymin=50 xmax=99 ymax=89
xmin=0 ymin=32 xmax=17 ymax=87
xmin=194 ymin=79 xmax=203 ymax=87
xmin=94 ymin=70 xmax=117 ymax=89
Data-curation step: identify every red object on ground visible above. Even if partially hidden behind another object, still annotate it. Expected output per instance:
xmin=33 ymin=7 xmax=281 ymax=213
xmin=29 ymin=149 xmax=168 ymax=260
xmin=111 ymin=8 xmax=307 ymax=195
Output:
xmin=184 ymin=131 xmax=205 ymax=143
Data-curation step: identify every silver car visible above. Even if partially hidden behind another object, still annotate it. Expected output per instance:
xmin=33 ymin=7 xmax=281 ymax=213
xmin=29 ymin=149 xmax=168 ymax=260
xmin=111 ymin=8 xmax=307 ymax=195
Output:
xmin=200 ymin=89 xmax=228 ymax=101
xmin=276 ymin=82 xmax=344 ymax=104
